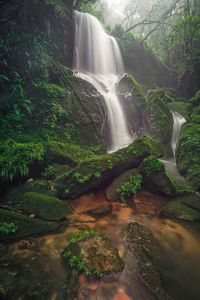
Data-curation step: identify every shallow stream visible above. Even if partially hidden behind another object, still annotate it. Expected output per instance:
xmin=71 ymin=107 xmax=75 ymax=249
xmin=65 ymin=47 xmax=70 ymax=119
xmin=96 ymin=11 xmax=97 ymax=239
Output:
xmin=1 ymin=191 xmax=200 ymax=300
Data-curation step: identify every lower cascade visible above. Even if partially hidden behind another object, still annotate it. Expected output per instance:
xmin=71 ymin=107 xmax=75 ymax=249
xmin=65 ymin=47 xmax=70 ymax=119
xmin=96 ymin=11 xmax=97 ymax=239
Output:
xmin=73 ymin=11 xmax=133 ymax=152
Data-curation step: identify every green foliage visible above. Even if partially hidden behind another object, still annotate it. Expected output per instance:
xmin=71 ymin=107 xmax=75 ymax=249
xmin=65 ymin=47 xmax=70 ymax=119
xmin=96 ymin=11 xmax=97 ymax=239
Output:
xmin=0 ymin=222 xmax=18 ymax=235
xmin=68 ymin=229 xmax=100 ymax=244
xmin=168 ymin=101 xmax=192 ymax=119
xmin=176 ymin=107 xmax=200 ymax=190
xmin=0 ymin=139 xmax=44 ymax=181
xmin=117 ymin=173 xmax=143 ymax=200
xmin=42 ymin=165 xmax=57 ymax=180
xmin=167 ymin=16 xmax=200 ymax=77
xmin=63 ymin=229 xmax=103 ymax=277
xmin=142 ymin=155 xmax=165 ymax=176
xmin=168 ymin=175 xmax=193 ymax=195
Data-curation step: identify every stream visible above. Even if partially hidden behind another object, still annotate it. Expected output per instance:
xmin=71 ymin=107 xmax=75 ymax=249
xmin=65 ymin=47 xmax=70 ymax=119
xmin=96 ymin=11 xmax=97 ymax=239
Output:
xmin=1 ymin=191 xmax=200 ymax=300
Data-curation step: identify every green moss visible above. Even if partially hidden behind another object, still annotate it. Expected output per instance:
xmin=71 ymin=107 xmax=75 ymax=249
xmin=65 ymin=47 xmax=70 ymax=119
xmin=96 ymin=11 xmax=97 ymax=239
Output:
xmin=161 ymin=201 xmax=200 ymax=221
xmin=127 ymin=74 xmax=145 ymax=104
xmin=20 ymin=192 xmax=70 ymax=221
xmin=141 ymin=155 xmax=165 ymax=176
xmin=56 ymin=137 xmax=163 ymax=198
xmin=0 ymin=208 xmax=59 ymax=241
xmin=6 ymin=179 xmax=56 ymax=207
xmin=167 ymin=175 xmax=194 ymax=195
xmin=176 ymin=107 xmax=200 ymax=190
xmin=117 ymin=171 xmax=143 ymax=200
xmin=144 ymin=89 xmax=173 ymax=156
xmin=45 ymin=141 xmax=95 ymax=165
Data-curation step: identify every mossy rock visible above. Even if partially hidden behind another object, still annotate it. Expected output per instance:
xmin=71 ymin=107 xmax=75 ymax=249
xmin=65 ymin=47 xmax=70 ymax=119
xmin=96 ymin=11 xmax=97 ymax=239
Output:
xmin=5 ymin=179 xmax=56 ymax=208
xmin=105 ymin=169 xmax=141 ymax=201
xmin=144 ymin=89 xmax=174 ymax=157
xmin=160 ymin=201 xmax=200 ymax=221
xmin=140 ymin=156 xmax=193 ymax=196
xmin=20 ymin=192 xmax=70 ymax=221
xmin=63 ymin=231 xmax=124 ymax=277
xmin=56 ymin=137 xmax=163 ymax=199
xmin=175 ymin=194 xmax=200 ymax=211
xmin=44 ymin=141 xmax=94 ymax=166
xmin=0 ymin=209 xmax=59 ymax=241
xmin=176 ymin=107 xmax=200 ymax=191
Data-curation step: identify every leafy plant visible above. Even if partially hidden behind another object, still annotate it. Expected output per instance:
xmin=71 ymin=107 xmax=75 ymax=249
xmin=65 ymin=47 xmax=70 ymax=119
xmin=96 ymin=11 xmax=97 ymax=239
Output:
xmin=42 ymin=165 xmax=57 ymax=180
xmin=117 ymin=173 xmax=143 ymax=200
xmin=0 ymin=222 xmax=18 ymax=235
xmin=0 ymin=139 xmax=44 ymax=181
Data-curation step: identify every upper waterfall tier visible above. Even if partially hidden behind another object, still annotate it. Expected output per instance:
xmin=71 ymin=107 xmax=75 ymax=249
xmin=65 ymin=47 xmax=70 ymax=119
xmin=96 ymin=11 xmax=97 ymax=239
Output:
xmin=73 ymin=11 xmax=133 ymax=153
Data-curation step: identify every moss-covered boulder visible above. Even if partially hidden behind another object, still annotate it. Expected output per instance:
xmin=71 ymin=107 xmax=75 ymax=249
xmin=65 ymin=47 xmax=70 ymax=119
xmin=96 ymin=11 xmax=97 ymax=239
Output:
xmin=144 ymin=89 xmax=174 ymax=157
xmin=0 ymin=209 xmax=59 ymax=241
xmin=63 ymin=230 xmax=124 ymax=277
xmin=105 ymin=169 xmax=142 ymax=201
xmin=177 ymin=194 xmax=200 ymax=211
xmin=140 ymin=155 xmax=193 ymax=196
xmin=19 ymin=192 xmax=70 ymax=221
xmin=5 ymin=179 xmax=56 ymax=208
xmin=176 ymin=107 xmax=200 ymax=191
xmin=56 ymin=137 xmax=162 ymax=199
xmin=160 ymin=201 xmax=200 ymax=221
xmin=116 ymin=74 xmax=145 ymax=137
xmin=44 ymin=141 xmax=95 ymax=166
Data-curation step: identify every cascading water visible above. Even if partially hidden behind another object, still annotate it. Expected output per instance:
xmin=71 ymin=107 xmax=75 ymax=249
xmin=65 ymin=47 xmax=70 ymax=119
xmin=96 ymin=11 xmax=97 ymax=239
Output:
xmin=171 ymin=111 xmax=186 ymax=157
xmin=73 ymin=11 xmax=133 ymax=152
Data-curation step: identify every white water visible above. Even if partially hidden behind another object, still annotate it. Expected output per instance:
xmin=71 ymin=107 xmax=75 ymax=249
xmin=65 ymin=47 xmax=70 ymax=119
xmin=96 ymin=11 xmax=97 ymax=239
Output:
xmin=171 ymin=111 xmax=186 ymax=157
xmin=73 ymin=11 xmax=133 ymax=152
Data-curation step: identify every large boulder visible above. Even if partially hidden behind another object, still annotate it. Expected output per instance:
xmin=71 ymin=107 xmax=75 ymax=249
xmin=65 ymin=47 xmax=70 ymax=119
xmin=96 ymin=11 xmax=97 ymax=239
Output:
xmin=63 ymin=230 xmax=124 ymax=277
xmin=140 ymin=155 xmax=193 ymax=196
xmin=176 ymin=107 xmax=200 ymax=191
xmin=105 ymin=169 xmax=142 ymax=201
xmin=0 ymin=209 xmax=59 ymax=241
xmin=143 ymin=89 xmax=174 ymax=157
xmin=19 ymin=192 xmax=70 ymax=221
xmin=56 ymin=137 xmax=162 ymax=199
xmin=116 ymin=74 xmax=145 ymax=138
xmin=160 ymin=201 xmax=200 ymax=221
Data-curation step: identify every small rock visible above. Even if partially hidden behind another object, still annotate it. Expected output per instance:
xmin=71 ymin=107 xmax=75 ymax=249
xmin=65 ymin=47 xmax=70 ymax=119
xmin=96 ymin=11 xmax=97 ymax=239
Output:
xmin=29 ymin=214 xmax=36 ymax=218
xmin=87 ymin=204 xmax=112 ymax=218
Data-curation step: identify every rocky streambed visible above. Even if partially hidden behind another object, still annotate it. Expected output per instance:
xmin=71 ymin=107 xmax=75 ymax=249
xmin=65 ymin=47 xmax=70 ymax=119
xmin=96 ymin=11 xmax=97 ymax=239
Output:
xmin=1 ymin=191 xmax=200 ymax=300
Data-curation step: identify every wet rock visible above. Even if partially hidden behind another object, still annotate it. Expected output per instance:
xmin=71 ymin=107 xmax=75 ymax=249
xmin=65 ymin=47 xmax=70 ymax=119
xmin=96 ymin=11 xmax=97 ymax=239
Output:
xmin=63 ymin=231 xmax=124 ymax=276
xmin=80 ymin=236 xmax=124 ymax=274
xmin=140 ymin=155 xmax=193 ymax=196
xmin=56 ymin=137 xmax=162 ymax=199
xmin=0 ymin=208 xmax=59 ymax=241
xmin=20 ymin=192 xmax=70 ymax=221
xmin=87 ymin=204 xmax=112 ymax=218
xmin=178 ymin=194 xmax=200 ymax=211
xmin=105 ymin=169 xmax=139 ymax=201
xmin=124 ymin=222 xmax=172 ymax=300
xmin=160 ymin=201 xmax=200 ymax=221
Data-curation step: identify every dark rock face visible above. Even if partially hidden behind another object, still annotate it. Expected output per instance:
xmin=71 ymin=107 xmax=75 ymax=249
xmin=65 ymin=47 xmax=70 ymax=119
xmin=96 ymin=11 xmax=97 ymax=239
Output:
xmin=124 ymin=222 xmax=172 ymax=300
xmin=70 ymin=77 xmax=107 ymax=147
xmin=160 ymin=201 xmax=200 ymax=221
xmin=87 ymin=204 xmax=112 ymax=218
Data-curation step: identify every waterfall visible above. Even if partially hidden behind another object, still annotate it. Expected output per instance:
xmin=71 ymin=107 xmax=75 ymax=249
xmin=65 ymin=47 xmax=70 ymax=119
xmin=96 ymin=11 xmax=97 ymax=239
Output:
xmin=73 ymin=11 xmax=133 ymax=153
xmin=171 ymin=111 xmax=186 ymax=157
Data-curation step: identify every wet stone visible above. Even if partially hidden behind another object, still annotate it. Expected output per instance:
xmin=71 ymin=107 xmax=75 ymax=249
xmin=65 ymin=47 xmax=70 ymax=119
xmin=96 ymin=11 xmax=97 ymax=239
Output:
xmin=86 ymin=204 xmax=112 ymax=218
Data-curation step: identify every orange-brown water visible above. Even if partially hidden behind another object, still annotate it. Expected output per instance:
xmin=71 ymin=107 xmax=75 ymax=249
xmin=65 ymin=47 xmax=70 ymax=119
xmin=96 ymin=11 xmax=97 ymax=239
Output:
xmin=2 ymin=191 xmax=200 ymax=300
